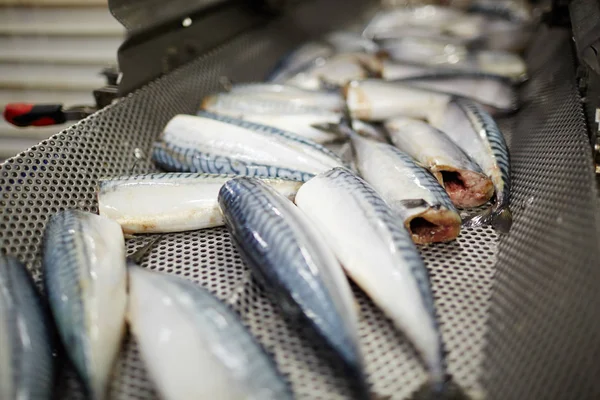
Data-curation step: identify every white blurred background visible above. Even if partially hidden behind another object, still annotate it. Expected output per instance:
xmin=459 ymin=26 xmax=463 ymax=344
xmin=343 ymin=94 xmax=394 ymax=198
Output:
xmin=0 ymin=0 xmax=124 ymax=161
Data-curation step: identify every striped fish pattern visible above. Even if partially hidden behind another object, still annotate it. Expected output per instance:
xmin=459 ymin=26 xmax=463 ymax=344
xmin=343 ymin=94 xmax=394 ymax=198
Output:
xmin=350 ymin=129 xmax=461 ymax=243
xmin=196 ymin=111 xmax=343 ymax=162
xmin=202 ymin=84 xmax=344 ymax=114
xmin=384 ymin=145 xmax=456 ymax=212
xmin=152 ymin=142 xmax=315 ymax=182
xmin=295 ymin=167 xmax=445 ymax=390
xmin=0 ymin=255 xmax=55 ymax=400
xmin=43 ymin=210 xmax=127 ymax=400
xmin=218 ymin=177 xmax=368 ymax=397
xmin=127 ymin=266 xmax=292 ymax=400
xmin=456 ymin=98 xmax=512 ymax=231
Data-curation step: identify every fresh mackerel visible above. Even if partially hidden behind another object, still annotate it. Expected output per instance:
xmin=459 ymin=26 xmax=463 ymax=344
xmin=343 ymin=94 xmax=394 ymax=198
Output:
xmin=344 ymin=79 xmax=452 ymax=122
xmin=396 ymin=72 xmax=518 ymax=114
xmin=153 ymin=112 xmax=343 ymax=181
xmin=218 ymin=177 xmax=368 ymax=398
xmin=431 ymin=98 xmax=512 ymax=231
xmin=294 ymin=168 xmax=445 ymax=389
xmin=385 ymin=117 xmax=493 ymax=207
xmin=0 ymin=255 xmax=55 ymax=400
xmin=350 ymin=131 xmax=461 ymax=244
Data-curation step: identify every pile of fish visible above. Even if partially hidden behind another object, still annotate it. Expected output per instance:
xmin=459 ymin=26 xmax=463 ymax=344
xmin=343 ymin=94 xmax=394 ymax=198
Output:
xmin=1 ymin=1 xmax=533 ymax=399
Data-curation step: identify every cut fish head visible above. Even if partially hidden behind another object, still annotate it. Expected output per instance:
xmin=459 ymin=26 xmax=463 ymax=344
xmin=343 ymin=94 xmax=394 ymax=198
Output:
xmin=405 ymin=207 xmax=462 ymax=244
xmin=432 ymin=168 xmax=494 ymax=208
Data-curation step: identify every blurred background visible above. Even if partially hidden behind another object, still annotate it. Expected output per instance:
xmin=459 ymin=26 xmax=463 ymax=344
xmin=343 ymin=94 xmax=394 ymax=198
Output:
xmin=0 ymin=0 xmax=124 ymax=162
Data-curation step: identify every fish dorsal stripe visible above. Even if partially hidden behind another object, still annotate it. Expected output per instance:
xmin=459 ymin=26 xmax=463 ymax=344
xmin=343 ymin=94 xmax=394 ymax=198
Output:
xmin=43 ymin=211 xmax=91 ymax=381
xmin=152 ymin=142 xmax=314 ymax=182
xmin=197 ymin=111 xmax=343 ymax=163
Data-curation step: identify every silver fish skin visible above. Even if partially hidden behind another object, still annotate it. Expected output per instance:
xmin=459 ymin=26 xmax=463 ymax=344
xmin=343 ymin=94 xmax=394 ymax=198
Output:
xmin=474 ymin=50 xmax=527 ymax=80
xmin=469 ymin=0 xmax=533 ymax=23
xmin=267 ymin=41 xmax=334 ymax=83
xmin=363 ymin=6 xmax=484 ymax=41
xmin=0 ymin=255 xmax=55 ymax=400
xmin=43 ymin=210 xmax=127 ymax=400
xmin=98 ymin=172 xmax=303 ymax=234
xmin=431 ymin=98 xmax=512 ymax=231
xmin=201 ymin=92 xmax=336 ymax=116
xmin=344 ymin=79 xmax=451 ymax=122
xmin=214 ymin=83 xmax=345 ymax=111
xmin=480 ymin=17 xmax=533 ymax=53
xmin=218 ymin=177 xmax=368 ymax=397
xmin=349 ymin=130 xmax=461 ymax=244
xmin=384 ymin=117 xmax=494 ymax=207
xmin=203 ymin=111 xmax=344 ymax=144
xmin=153 ymin=142 xmax=316 ymax=182
xmin=381 ymin=59 xmax=527 ymax=84
xmin=284 ymin=53 xmax=381 ymax=91
xmin=311 ymin=119 xmax=389 ymax=144
xmin=380 ymin=36 xmax=469 ymax=66
xmin=381 ymin=42 xmax=527 ymax=81
xmin=127 ymin=265 xmax=292 ymax=400
xmin=397 ymin=73 xmax=518 ymax=114
xmin=294 ymin=168 xmax=445 ymax=390
xmin=154 ymin=112 xmax=343 ymax=179
xmin=323 ymin=31 xmax=379 ymax=54
xmin=352 ymin=120 xmax=390 ymax=143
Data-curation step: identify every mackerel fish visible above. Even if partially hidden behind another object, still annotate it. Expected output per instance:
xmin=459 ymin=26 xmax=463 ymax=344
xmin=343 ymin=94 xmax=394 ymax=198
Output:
xmin=127 ymin=265 xmax=292 ymax=400
xmin=43 ymin=210 xmax=127 ymax=400
xmin=152 ymin=112 xmax=343 ymax=181
xmin=218 ymin=177 xmax=368 ymax=398
xmin=0 ymin=255 xmax=55 ymax=400
xmin=295 ymin=168 xmax=446 ymax=390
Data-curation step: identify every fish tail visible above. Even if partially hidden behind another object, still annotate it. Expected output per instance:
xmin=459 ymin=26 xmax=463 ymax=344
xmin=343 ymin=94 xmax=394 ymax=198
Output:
xmin=491 ymin=207 xmax=513 ymax=233
xmin=463 ymin=202 xmax=512 ymax=233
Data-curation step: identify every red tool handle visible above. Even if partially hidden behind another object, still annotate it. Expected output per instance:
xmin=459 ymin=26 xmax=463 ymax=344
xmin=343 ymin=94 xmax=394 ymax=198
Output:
xmin=3 ymin=103 xmax=67 ymax=127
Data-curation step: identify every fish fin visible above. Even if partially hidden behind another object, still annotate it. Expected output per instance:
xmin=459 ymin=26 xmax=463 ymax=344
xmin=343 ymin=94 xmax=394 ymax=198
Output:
xmin=463 ymin=205 xmax=512 ymax=233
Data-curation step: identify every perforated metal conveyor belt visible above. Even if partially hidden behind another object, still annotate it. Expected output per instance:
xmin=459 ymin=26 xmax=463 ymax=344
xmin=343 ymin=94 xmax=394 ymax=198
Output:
xmin=0 ymin=1 xmax=599 ymax=398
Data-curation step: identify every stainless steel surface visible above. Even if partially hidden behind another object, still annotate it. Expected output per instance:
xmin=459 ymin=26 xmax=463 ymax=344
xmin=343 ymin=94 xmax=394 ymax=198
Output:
xmin=484 ymin=26 xmax=600 ymax=400
xmin=0 ymin=2 xmax=599 ymax=398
